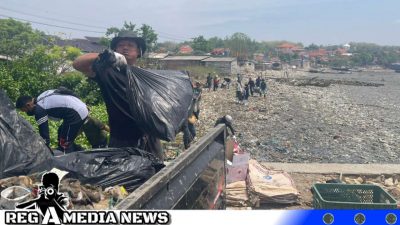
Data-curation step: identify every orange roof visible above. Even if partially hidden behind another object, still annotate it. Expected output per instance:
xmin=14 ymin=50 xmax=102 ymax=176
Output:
xmin=179 ymin=45 xmax=193 ymax=54
xmin=308 ymin=49 xmax=327 ymax=57
xmin=277 ymin=43 xmax=298 ymax=49
xmin=335 ymin=48 xmax=347 ymax=54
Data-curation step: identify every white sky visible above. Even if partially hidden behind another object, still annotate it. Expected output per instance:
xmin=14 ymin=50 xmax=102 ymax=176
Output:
xmin=1 ymin=0 xmax=399 ymax=45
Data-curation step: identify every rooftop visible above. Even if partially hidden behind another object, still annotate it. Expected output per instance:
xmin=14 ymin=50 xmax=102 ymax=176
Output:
xmin=161 ymin=56 xmax=210 ymax=61
xmin=147 ymin=52 xmax=169 ymax=59
xmin=202 ymin=57 xmax=236 ymax=62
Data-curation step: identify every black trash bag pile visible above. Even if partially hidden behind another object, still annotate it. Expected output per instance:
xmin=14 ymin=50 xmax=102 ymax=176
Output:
xmin=0 ymin=89 xmax=53 ymax=179
xmin=44 ymin=148 xmax=165 ymax=192
xmin=93 ymin=49 xmax=194 ymax=142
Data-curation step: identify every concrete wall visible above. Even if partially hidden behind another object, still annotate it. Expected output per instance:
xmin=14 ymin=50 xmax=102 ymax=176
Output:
xmin=204 ymin=60 xmax=239 ymax=76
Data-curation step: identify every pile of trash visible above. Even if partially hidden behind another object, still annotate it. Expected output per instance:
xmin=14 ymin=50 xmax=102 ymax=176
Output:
xmin=194 ymin=69 xmax=400 ymax=164
xmin=0 ymin=173 xmax=130 ymax=210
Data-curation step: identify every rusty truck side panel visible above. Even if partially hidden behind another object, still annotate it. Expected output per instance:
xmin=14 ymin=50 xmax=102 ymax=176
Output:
xmin=116 ymin=124 xmax=226 ymax=209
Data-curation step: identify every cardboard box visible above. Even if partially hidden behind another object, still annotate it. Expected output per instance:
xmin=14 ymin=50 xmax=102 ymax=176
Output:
xmin=232 ymin=152 xmax=250 ymax=165
xmin=225 ymin=139 xmax=235 ymax=162
xmin=226 ymin=152 xmax=250 ymax=184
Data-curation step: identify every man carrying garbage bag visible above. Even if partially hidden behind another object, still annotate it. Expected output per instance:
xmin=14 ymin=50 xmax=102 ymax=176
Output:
xmin=73 ymin=31 xmax=193 ymax=161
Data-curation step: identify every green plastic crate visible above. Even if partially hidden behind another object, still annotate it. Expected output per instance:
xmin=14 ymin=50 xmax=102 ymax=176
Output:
xmin=312 ymin=183 xmax=398 ymax=209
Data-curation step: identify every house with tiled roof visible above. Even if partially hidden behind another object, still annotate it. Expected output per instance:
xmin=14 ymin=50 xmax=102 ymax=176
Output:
xmin=179 ymin=45 xmax=194 ymax=54
xmin=55 ymin=36 xmax=106 ymax=53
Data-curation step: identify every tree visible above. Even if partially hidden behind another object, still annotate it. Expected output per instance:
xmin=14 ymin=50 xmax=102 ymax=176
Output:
xmin=192 ymin=35 xmax=209 ymax=53
xmin=225 ymin=32 xmax=253 ymax=60
xmin=48 ymin=45 xmax=81 ymax=74
xmin=0 ymin=18 xmax=45 ymax=58
xmin=305 ymin=43 xmax=319 ymax=51
xmin=138 ymin=24 xmax=158 ymax=52
xmin=207 ymin=36 xmax=224 ymax=50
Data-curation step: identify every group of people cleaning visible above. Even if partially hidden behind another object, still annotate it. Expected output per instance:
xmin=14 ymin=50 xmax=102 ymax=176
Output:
xmin=236 ymin=74 xmax=268 ymax=104
xmin=15 ymin=30 xmax=236 ymax=160
xmin=206 ymin=73 xmax=232 ymax=91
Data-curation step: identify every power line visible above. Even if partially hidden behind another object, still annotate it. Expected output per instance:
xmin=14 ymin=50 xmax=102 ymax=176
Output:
xmin=0 ymin=14 xmax=192 ymax=42
xmin=0 ymin=6 xmax=108 ymax=29
xmin=0 ymin=6 xmax=192 ymax=41
xmin=0 ymin=14 xmax=105 ymax=34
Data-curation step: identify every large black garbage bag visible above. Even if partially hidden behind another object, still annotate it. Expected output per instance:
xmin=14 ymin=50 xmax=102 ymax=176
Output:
xmin=126 ymin=67 xmax=193 ymax=141
xmin=46 ymin=148 xmax=164 ymax=192
xmin=0 ymin=89 xmax=53 ymax=179
xmin=93 ymin=50 xmax=193 ymax=141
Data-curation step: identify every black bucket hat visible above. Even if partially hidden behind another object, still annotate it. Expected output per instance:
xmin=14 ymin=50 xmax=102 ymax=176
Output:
xmin=110 ymin=30 xmax=147 ymax=57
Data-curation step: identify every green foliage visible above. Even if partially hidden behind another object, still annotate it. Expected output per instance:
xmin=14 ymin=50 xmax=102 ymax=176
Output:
xmin=305 ymin=43 xmax=320 ymax=51
xmin=0 ymin=63 xmax=20 ymax=100
xmin=7 ymin=46 xmax=59 ymax=98
xmin=192 ymin=35 xmax=209 ymax=53
xmin=207 ymin=36 xmax=225 ymax=50
xmin=350 ymin=52 xmax=374 ymax=66
xmin=48 ymin=45 xmax=81 ymax=74
xmin=224 ymin=32 xmax=253 ymax=59
xmin=329 ymin=57 xmax=352 ymax=67
xmin=349 ymin=42 xmax=400 ymax=67
xmin=139 ymin=24 xmax=158 ymax=52
xmin=0 ymin=18 xmax=44 ymax=58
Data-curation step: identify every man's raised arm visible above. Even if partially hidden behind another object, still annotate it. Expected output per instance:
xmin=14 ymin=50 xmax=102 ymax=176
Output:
xmin=72 ymin=53 xmax=99 ymax=77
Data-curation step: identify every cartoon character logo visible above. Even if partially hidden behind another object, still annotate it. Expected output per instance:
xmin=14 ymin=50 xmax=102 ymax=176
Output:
xmin=16 ymin=172 xmax=68 ymax=222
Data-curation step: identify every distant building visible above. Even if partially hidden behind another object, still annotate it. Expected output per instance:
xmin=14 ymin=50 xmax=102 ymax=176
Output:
xmin=179 ymin=45 xmax=194 ymax=54
xmin=335 ymin=48 xmax=352 ymax=57
xmin=145 ymin=52 xmax=169 ymax=69
xmin=255 ymin=62 xmax=272 ymax=71
xmin=147 ymin=52 xmax=169 ymax=59
xmin=253 ymin=53 xmax=265 ymax=62
xmin=277 ymin=43 xmax=303 ymax=54
xmin=211 ymin=48 xmax=230 ymax=56
xmin=55 ymin=36 xmax=106 ymax=53
xmin=238 ymin=59 xmax=256 ymax=73
xmin=308 ymin=49 xmax=328 ymax=58
xmin=160 ymin=56 xmax=209 ymax=69
xmin=202 ymin=57 xmax=238 ymax=75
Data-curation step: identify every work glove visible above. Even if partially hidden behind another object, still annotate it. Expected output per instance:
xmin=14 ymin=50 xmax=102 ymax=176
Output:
xmin=93 ymin=49 xmax=127 ymax=72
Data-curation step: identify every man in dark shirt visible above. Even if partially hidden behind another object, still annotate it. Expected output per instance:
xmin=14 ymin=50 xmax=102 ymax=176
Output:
xmin=256 ymin=76 xmax=261 ymax=87
xmin=16 ymin=90 xmax=88 ymax=153
xmin=72 ymin=31 xmax=163 ymax=160
xmin=248 ymin=78 xmax=255 ymax=96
